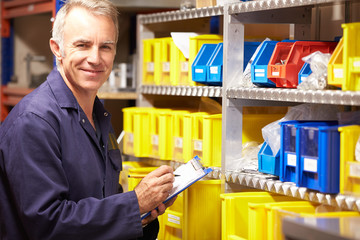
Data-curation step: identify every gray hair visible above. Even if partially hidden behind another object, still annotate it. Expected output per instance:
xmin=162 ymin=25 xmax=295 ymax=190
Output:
xmin=52 ymin=0 xmax=119 ymax=67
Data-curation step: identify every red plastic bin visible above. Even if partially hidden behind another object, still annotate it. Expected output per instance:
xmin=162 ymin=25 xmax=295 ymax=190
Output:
xmin=268 ymin=41 xmax=338 ymax=88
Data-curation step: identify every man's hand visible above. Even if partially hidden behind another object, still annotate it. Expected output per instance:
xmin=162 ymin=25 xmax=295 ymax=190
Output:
xmin=134 ymin=165 xmax=174 ymax=215
xmin=140 ymin=196 xmax=177 ymax=226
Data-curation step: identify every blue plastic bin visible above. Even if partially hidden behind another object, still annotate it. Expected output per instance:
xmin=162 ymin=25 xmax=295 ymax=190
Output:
xmin=280 ymin=120 xmax=304 ymax=183
xmin=297 ymin=123 xmax=340 ymax=193
xmin=251 ymin=41 xmax=278 ymax=87
xmin=192 ymin=44 xmax=218 ymax=83
xmin=258 ymin=141 xmax=280 ymax=176
xmin=244 ymin=41 xmax=261 ymax=71
xmin=207 ymin=43 xmax=223 ymax=85
xmin=298 ymin=62 xmax=312 ymax=84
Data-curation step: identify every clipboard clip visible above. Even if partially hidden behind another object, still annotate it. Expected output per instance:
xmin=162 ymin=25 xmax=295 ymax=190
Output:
xmin=190 ymin=156 xmax=204 ymax=171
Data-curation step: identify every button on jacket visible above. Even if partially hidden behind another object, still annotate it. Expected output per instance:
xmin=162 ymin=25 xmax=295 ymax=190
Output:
xmin=0 ymin=69 xmax=144 ymax=239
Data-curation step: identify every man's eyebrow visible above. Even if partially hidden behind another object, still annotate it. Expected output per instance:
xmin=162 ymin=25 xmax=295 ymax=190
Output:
xmin=71 ymin=39 xmax=91 ymax=45
xmin=103 ymin=41 xmax=115 ymax=45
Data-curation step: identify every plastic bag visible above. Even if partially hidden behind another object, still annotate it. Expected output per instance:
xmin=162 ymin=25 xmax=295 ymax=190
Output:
xmin=297 ymin=51 xmax=331 ymax=90
xmin=232 ymin=141 xmax=262 ymax=172
xmin=262 ymin=103 xmax=339 ymax=155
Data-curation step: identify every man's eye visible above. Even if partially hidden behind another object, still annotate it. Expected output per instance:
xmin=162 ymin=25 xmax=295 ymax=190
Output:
xmin=77 ymin=44 xmax=86 ymax=48
xmin=101 ymin=45 xmax=112 ymax=50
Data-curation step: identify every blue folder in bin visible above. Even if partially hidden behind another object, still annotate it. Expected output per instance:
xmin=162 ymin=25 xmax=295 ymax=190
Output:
xmin=279 ymin=120 xmax=339 ymax=193
xmin=297 ymin=122 xmax=340 ymax=194
xmin=298 ymin=62 xmax=312 ymax=84
xmin=258 ymin=141 xmax=280 ymax=176
xmin=192 ymin=44 xmax=218 ymax=83
xmin=207 ymin=43 xmax=223 ymax=85
xmin=251 ymin=41 xmax=278 ymax=87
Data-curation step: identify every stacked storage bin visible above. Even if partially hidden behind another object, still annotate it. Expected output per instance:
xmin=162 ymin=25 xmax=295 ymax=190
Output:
xmin=279 ymin=120 xmax=340 ymax=194
xmin=192 ymin=41 xmax=260 ymax=85
xmin=267 ymin=202 xmax=360 ymax=240
xmin=339 ymin=125 xmax=360 ymax=196
xmin=158 ymin=180 xmax=222 ymax=240
xmin=267 ymin=41 xmax=337 ymax=88
xmin=220 ymin=191 xmax=298 ymax=240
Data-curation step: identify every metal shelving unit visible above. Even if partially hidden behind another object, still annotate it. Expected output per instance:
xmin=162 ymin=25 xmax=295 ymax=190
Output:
xmin=227 ymin=87 xmax=360 ymax=106
xmin=137 ymin=0 xmax=360 ymax=215
xmin=138 ymin=5 xmax=224 ymax=24
xmin=140 ymin=85 xmax=222 ymax=97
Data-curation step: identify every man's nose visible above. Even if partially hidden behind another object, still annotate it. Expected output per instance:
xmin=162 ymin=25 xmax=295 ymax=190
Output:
xmin=87 ymin=47 xmax=101 ymax=65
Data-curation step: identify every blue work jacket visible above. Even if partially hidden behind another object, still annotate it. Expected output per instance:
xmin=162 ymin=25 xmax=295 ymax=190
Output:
xmin=0 ymin=69 xmax=145 ymax=239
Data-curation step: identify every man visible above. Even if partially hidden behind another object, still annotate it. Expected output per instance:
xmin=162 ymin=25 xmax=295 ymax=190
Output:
xmin=0 ymin=0 xmax=175 ymax=239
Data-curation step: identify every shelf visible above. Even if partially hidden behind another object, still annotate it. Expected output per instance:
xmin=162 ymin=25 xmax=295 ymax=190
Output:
xmin=2 ymin=0 xmax=53 ymax=19
xmin=224 ymin=170 xmax=360 ymax=212
xmin=97 ymin=91 xmax=137 ymax=100
xmin=228 ymin=0 xmax=349 ymax=15
xmin=138 ymin=5 xmax=224 ymax=24
xmin=2 ymin=87 xmax=34 ymax=107
xmin=140 ymin=85 xmax=222 ymax=97
xmin=227 ymin=87 xmax=360 ymax=106
xmin=110 ymin=0 xmax=179 ymax=11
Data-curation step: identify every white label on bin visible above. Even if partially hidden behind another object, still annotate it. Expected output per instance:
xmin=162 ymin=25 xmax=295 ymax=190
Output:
xmin=128 ymin=133 xmax=134 ymax=143
xmin=255 ymin=69 xmax=265 ymax=73
xmin=193 ymin=140 xmax=203 ymax=151
xmin=195 ymin=68 xmax=204 ymax=73
xmin=287 ymin=154 xmax=297 ymax=167
xmin=255 ymin=73 xmax=265 ymax=77
xmin=349 ymin=164 xmax=360 ymax=178
xmin=167 ymin=213 xmax=180 ymax=221
xmin=354 ymin=61 xmax=360 ymax=67
xmin=210 ymin=66 xmax=218 ymax=74
xmin=334 ymin=68 xmax=343 ymax=79
xmin=167 ymin=214 xmax=180 ymax=225
xmin=162 ymin=62 xmax=170 ymax=72
xmin=181 ymin=61 xmax=189 ymax=72
xmin=174 ymin=137 xmax=183 ymax=148
xmin=303 ymin=158 xmax=318 ymax=173
xmin=304 ymin=217 xmax=317 ymax=226
xmin=151 ymin=134 xmax=159 ymax=145
xmin=272 ymin=71 xmax=280 ymax=76
xmin=147 ymin=62 xmax=154 ymax=72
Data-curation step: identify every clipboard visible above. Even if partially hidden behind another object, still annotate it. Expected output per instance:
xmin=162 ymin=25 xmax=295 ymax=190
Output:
xmin=141 ymin=156 xmax=212 ymax=220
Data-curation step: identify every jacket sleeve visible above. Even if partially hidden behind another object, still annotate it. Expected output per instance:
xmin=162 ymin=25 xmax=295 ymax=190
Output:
xmin=3 ymin=112 xmax=144 ymax=240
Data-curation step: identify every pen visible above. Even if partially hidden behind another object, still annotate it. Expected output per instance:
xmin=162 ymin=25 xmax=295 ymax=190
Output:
xmin=128 ymin=174 xmax=181 ymax=178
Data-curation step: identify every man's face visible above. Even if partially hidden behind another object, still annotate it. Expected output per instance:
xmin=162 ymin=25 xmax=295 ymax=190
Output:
xmin=60 ymin=7 xmax=116 ymax=95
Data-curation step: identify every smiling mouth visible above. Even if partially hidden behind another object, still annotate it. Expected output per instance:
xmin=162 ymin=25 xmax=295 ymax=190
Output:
xmin=82 ymin=69 xmax=104 ymax=73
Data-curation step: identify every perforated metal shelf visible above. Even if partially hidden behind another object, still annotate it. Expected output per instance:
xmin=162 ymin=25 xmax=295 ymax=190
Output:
xmin=140 ymin=85 xmax=223 ymax=97
xmin=228 ymin=0 xmax=348 ymax=14
xmin=138 ymin=5 xmax=224 ymax=24
xmin=222 ymin=170 xmax=360 ymax=211
xmin=227 ymin=87 xmax=360 ymax=106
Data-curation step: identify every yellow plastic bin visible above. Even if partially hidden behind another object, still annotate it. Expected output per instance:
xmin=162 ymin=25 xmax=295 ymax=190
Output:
xmin=342 ymin=22 xmax=360 ymax=91
xmin=243 ymin=113 xmax=284 ymax=144
xmin=143 ymin=39 xmax=157 ymax=85
xmin=133 ymin=107 xmax=153 ymax=157
xmin=183 ymin=112 xmax=208 ymax=163
xmin=248 ymin=198 xmax=301 ymax=240
xmin=265 ymin=201 xmax=319 ymax=240
xmin=172 ymin=110 xmax=191 ymax=163
xmin=170 ymin=40 xmax=189 ymax=86
xmin=339 ymin=125 xmax=360 ymax=195
xmin=120 ymin=161 xmax=152 ymax=192
xmin=274 ymin=206 xmax=360 ymax=240
xmin=158 ymin=192 xmax=185 ymax=240
xmin=154 ymin=37 xmax=172 ymax=85
xmin=220 ymin=191 xmax=295 ymax=240
xmin=188 ymin=34 xmax=223 ymax=86
xmin=122 ymin=107 xmax=138 ymax=156
xmin=127 ymin=167 xmax=158 ymax=191
xmin=149 ymin=108 xmax=171 ymax=159
xmin=203 ymin=114 xmax=222 ymax=168
xmin=184 ymin=179 xmax=221 ymax=240
xmin=159 ymin=109 xmax=173 ymax=160
xmin=328 ymin=38 xmax=344 ymax=88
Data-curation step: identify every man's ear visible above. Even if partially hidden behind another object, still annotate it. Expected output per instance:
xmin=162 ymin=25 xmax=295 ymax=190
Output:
xmin=49 ymin=38 xmax=63 ymax=62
